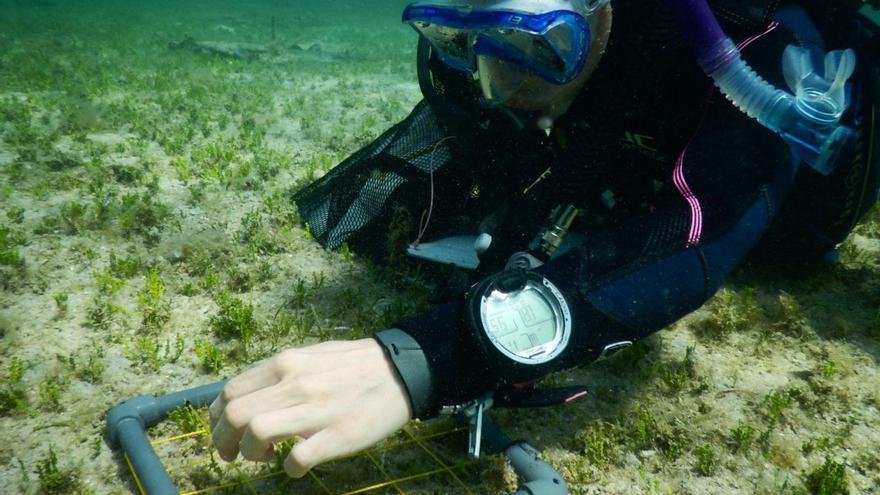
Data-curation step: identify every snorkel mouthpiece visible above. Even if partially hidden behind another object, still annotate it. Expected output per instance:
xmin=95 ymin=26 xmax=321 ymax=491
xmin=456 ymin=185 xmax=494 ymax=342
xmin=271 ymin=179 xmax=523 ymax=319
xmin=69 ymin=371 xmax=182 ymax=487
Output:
xmin=665 ymin=0 xmax=857 ymax=175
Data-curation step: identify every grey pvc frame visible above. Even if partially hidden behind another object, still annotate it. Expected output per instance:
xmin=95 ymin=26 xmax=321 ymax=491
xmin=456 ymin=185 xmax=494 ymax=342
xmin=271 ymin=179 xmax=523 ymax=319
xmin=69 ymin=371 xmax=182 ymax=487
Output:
xmin=106 ymin=380 xmax=568 ymax=495
xmin=107 ymin=380 xmax=227 ymax=495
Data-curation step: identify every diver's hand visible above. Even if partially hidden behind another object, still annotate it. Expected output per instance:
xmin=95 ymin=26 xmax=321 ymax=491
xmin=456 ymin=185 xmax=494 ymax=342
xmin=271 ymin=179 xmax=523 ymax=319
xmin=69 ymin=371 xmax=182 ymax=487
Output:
xmin=208 ymin=338 xmax=412 ymax=477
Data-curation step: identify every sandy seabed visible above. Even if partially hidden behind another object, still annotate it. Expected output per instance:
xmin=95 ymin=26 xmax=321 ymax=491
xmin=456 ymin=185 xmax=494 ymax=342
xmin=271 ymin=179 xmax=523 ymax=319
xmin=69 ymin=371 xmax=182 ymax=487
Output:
xmin=1 ymin=2 xmax=879 ymax=494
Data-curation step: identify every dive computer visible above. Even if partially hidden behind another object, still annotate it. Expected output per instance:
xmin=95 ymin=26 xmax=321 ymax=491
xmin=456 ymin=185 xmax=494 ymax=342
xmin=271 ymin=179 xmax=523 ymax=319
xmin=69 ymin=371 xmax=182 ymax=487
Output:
xmin=465 ymin=269 xmax=572 ymax=380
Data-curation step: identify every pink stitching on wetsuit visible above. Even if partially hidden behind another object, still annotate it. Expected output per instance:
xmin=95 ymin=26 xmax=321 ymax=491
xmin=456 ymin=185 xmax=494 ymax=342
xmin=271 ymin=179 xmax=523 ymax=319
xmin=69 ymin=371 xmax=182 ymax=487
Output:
xmin=564 ymin=390 xmax=588 ymax=403
xmin=673 ymin=22 xmax=780 ymax=248
xmin=736 ymin=22 xmax=780 ymax=51
xmin=673 ymin=149 xmax=703 ymax=247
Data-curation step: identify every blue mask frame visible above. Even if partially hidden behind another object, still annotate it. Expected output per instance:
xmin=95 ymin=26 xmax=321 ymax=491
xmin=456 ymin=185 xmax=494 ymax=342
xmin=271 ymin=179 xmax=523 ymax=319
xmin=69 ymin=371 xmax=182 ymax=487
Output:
xmin=403 ymin=5 xmax=592 ymax=85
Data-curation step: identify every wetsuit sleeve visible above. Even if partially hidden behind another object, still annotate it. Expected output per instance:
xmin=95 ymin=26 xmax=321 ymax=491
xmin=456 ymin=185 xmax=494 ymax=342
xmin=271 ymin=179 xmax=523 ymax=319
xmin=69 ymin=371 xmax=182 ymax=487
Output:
xmin=386 ymin=115 xmax=795 ymax=418
xmin=380 ymin=27 xmax=807 ymax=420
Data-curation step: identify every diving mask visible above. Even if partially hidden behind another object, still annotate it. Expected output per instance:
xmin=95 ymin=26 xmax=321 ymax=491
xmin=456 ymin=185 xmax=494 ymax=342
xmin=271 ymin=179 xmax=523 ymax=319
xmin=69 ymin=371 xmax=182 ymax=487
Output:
xmin=403 ymin=0 xmax=609 ymax=96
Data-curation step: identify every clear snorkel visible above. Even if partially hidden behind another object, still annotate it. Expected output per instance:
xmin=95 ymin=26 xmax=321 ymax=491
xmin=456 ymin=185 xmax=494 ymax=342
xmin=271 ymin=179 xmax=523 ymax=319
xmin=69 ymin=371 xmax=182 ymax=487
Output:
xmin=665 ymin=0 xmax=857 ymax=175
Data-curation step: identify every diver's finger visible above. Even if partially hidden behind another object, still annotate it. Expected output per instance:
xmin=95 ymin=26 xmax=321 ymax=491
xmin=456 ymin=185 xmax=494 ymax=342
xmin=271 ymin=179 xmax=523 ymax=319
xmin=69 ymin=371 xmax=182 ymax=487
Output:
xmin=284 ymin=429 xmax=342 ymax=478
xmin=211 ymin=387 xmax=298 ymax=461
xmin=212 ymin=374 xmax=321 ymax=462
xmin=239 ymin=405 xmax=324 ymax=462
xmin=209 ymin=357 xmax=279 ymax=426
xmin=211 ymin=412 xmax=242 ymax=461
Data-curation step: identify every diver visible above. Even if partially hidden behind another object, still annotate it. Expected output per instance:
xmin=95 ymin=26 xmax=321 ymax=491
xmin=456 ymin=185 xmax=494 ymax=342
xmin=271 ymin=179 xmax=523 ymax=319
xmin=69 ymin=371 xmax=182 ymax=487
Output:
xmin=208 ymin=0 xmax=880 ymax=479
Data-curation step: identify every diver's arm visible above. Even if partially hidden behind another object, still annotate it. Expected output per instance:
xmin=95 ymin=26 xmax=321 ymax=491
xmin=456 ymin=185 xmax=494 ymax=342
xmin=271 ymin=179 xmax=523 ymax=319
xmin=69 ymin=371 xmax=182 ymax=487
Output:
xmin=381 ymin=104 xmax=797 ymax=418
xmin=378 ymin=16 xmax=814 ymax=419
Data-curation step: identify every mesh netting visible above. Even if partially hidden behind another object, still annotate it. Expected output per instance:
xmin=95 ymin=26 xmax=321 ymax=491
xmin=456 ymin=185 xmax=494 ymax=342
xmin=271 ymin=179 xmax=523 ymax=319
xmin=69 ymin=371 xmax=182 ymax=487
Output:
xmin=293 ymin=101 xmax=451 ymax=250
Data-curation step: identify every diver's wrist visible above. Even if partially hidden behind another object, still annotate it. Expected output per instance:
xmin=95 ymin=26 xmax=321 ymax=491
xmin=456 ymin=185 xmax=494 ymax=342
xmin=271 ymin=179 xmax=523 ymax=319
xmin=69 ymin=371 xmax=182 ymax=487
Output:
xmin=374 ymin=328 xmax=434 ymax=419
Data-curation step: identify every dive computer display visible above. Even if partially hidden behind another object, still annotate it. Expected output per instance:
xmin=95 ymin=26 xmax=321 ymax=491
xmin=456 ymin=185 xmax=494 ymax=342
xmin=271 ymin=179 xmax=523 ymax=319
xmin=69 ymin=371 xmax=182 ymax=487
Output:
xmin=467 ymin=270 xmax=571 ymax=369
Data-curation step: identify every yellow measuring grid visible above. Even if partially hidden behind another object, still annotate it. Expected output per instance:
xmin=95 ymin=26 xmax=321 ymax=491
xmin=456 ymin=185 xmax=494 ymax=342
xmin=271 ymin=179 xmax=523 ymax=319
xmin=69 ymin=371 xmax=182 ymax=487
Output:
xmin=125 ymin=407 xmax=485 ymax=495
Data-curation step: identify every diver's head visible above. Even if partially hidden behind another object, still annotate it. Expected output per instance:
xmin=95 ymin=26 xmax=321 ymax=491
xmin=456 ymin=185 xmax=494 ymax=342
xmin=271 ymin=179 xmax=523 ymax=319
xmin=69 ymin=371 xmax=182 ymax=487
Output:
xmin=404 ymin=0 xmax=613 ymax=124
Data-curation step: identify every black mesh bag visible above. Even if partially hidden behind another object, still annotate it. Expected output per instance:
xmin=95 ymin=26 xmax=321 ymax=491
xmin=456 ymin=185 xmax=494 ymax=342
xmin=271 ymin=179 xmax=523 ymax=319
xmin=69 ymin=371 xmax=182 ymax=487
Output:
xmin=292 ymin=100 xmax=456 ymax=255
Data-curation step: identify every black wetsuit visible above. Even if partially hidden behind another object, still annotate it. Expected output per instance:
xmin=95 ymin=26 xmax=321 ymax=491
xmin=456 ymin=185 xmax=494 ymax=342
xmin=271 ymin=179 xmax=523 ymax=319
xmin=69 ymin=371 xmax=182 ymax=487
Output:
xmin=293 ymin=0 xmax=880 ymax=418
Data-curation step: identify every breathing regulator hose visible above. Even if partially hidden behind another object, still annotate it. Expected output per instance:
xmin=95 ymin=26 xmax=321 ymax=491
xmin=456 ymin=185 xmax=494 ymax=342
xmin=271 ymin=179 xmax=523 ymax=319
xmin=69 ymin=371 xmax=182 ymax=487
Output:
xmin=665 ymin=0 xmax=858 ymax=175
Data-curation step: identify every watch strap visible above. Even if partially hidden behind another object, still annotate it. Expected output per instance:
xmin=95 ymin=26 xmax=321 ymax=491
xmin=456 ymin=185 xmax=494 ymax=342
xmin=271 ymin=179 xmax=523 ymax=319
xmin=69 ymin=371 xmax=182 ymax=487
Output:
xmin=374 ymin=328 xmax=434 ymax=419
